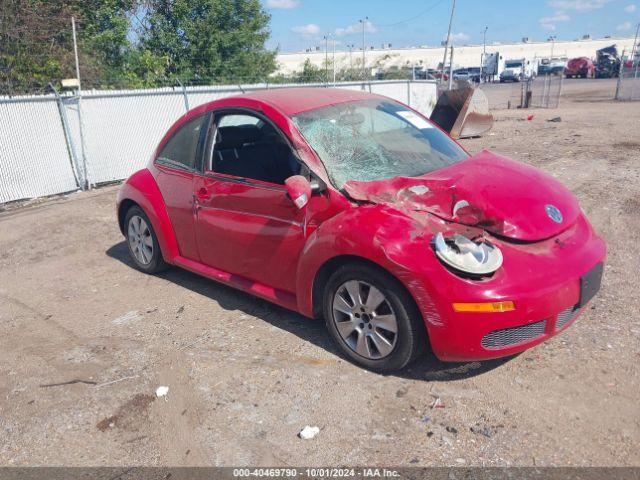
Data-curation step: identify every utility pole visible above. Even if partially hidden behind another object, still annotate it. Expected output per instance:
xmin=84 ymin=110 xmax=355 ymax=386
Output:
xmin=480 ymin=26 xmax=488 ymax=83
xmin=333 ymin=38 xmax=336 ymax=84
xmin=324 ymin=35 xmax=329 ymax=85
xmin=72 ymin=17 xmax=81 ymax=91
xmin=631 ymin=22 xmax=640 ymax=66
xmin=71 ymin=16 xmax=89 ymax=190
xmin=615 ymin=49 xmax=626 ymax=100
xmin=448 ymin=45 xmax=454 ymax=90
xmin=440 ymin=0 xmax=456 ymax=84
xmin=360 ymin=17 xmax=368 ymax=81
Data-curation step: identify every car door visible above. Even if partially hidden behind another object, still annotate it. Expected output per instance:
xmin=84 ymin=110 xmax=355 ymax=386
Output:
xmin=154 ymin=113 xmax=210 ymax=261
xmin=193 ymin=111 xmax=307 ymax=294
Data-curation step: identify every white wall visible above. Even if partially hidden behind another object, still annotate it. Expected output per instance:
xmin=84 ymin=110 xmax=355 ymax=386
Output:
xmin=277 ymin=36 xmax=638 ymax=74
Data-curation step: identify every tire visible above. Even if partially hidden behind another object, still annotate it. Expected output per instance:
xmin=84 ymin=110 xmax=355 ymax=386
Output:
xmin=322 ymin=263 xmax=427 ymax=373
xmin=124 ymin=205 xmax=168 ymax=274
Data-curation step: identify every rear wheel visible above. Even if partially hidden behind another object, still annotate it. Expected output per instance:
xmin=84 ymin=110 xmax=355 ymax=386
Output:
xmin=124 ymin=206 xmax=168 ymax=274
xmin=323 ymin=263 xmax=426 ymax=372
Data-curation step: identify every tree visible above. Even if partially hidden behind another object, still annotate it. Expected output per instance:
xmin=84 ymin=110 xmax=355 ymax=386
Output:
xmin=0 ymin=0 xmax=134 ymax=94
xmin=294 ymin=58 xmax=325 ymax=83
xmin=138 ymin=0 xmax=277 ymax=83
xmin=1 ymin=0 xmax=278 ymax=94
xmin=77 ymin=0 xmax=137 ymax=83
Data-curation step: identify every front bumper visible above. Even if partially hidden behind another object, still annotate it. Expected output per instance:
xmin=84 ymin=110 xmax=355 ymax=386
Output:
xmin=413 ymin=215 xmax=606 ymax=362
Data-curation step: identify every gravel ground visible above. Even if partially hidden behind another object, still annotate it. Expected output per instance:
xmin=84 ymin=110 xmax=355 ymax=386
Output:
xmin=0 ymin=78 xmax=638 ymax=467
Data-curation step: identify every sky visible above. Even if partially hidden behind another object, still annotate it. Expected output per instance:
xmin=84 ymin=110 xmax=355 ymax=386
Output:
xmin=263 ymin=0 xmax=640 ymax=52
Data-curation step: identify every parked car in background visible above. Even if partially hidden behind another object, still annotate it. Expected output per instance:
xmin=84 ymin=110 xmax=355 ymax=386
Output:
xmin=116 ymin=87 xmax=606 ymax=372
xmin=427 ymin=68 xmax=449 ymax=81
xmin=565 ymin=57 xmax=595 ymax=78
xmin=467 ymin=67 xmax=482 ymax=83
xmin=453 ymin=68 xmax=481 ymax=83
xmin=452 ymin=68 xmax=469 ymax=81
xmin=538 ymin=58 xmax=567 ymax=76
xmin=500 ymin=66 xmax=521 ymax=82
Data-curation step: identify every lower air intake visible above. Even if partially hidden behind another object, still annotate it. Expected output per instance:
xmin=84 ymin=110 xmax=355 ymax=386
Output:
xmin=481 ymin=320 xmax=546 ymax=349
xmin=556 ymin=306 xmax=579 ymax=330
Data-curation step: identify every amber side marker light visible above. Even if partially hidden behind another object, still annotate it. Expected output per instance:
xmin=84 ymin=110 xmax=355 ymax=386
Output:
xmin=453 ymin=301 xmax=515 ymax=313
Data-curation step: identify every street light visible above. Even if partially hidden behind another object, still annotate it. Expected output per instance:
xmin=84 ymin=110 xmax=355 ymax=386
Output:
xmin=332 ymin=37 xmax=336 ymax=84
xmin=359 ymin=17 xmax=369 ymax=81
xmin=347 ymin=44 xmax=355 ymax=70
xmin=323 ymin=35 xmax=329 ymax=84
xmin=441 ymin=0 xmax=456 ymax=85
xmin=480 ymin=26 xmax=488 ymax=83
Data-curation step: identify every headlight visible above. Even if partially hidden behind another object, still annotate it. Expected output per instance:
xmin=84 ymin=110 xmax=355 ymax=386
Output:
xmin=434 ymin=232 xmax=503 ymax=275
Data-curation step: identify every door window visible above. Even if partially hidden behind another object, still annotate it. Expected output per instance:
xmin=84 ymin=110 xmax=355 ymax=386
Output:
xmin=208 ymin=113 xmax=300 ymax=185
xmin=157 ymin=115 xmax=207 ymax=171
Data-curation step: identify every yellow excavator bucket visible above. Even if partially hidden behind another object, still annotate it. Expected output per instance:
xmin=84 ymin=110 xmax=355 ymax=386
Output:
xmin=429 ymin=86 xmax=494 ymax=139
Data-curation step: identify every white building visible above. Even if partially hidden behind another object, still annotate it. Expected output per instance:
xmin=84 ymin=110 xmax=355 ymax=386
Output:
xmin=276 ymin=36 xmax=638 ymax=75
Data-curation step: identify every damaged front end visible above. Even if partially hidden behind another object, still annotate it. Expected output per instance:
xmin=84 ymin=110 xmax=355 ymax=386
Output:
xmin=343 ymin=150 xmax=583 ymax=278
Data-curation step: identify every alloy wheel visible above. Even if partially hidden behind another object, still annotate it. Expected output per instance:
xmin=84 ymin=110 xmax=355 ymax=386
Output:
xmin=331 ymin=280 xmax=398 ymax=360
xmin=128 ymin=215 xmax=153 ymax=265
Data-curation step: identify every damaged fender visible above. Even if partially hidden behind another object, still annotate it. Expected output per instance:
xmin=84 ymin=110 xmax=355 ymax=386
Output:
xmin=295 ymin=203 xmax=449 ymax=330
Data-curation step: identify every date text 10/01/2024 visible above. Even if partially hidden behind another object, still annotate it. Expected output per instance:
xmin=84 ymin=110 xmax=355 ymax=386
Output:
xmin=232 ymin=468 xmax=401 ymax=478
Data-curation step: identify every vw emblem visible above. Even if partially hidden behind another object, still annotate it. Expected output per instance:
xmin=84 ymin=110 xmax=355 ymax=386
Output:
xmin=545 ymin=204 xmax=563 ymax=223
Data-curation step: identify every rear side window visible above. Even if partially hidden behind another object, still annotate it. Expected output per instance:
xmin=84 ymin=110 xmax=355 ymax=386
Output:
xmin=157 ymin=116 xmax=206 ymax=170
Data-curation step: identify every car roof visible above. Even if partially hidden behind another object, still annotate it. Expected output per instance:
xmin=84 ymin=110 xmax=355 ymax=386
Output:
xmin=223 ymin=87 xmax=383 ymax=116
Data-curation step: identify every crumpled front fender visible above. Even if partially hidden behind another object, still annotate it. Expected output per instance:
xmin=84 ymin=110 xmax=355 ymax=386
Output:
xmin=295 ymin=204 xmax=445 ymax=327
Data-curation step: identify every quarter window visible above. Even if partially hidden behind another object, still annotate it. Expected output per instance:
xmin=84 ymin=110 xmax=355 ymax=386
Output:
xmin=157 ymin=116 xmax=206 ymax=170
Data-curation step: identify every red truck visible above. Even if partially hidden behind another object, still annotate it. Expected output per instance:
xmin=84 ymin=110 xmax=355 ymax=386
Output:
xmin=564 ymin=57 xmax=595 ymax=78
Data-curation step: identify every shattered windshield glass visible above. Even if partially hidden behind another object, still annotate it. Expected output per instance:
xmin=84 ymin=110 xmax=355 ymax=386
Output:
xmin=292 ymin=99 xmax=468 ymax=189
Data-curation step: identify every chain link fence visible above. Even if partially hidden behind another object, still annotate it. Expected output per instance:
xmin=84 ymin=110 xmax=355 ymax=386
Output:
xmin=616 ymin=65 xmax=640 ymax=101
xmin=0 ymin=80 xmax=437 ymax=205
xmin=478 ymin=75 xmax=563 ymax=110
xmin=527 ymin=74 xmax=564 ymax=108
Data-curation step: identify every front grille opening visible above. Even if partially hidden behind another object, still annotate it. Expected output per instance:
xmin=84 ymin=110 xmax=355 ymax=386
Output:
xmin=481 ymin=320 xmax=546 ymax=349
xmin=556 ymin=305 xmax=579 ymax=330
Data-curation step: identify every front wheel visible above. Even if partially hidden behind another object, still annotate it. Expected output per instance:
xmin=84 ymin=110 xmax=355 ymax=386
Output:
xmin=124 ymin=206 xmax=168 ymax=274
xmin=323 ymin=263 xmax=426 ymax=372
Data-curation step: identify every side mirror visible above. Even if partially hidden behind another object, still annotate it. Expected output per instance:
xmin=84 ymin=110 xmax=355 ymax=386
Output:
xmin=285 ymin=175 xmax=312 ymax=209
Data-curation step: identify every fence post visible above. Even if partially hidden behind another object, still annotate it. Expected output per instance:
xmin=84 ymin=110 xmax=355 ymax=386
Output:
xmin=74 ymin=92 xmax=90 ymax=190
xmin=615 ymin=50 xmax=626 ymax=100
xmin=544 ymin=75 xmax=550 ymax=108
xmin=407 ymin=80 xmax=411 ymax=106
xmin=558 ymin=73 xmax=564 ymax=107
xmin=632 ymin=63 xmax=639 ymax=102
xmin=50 ymin=84 xmax=83 ymax=189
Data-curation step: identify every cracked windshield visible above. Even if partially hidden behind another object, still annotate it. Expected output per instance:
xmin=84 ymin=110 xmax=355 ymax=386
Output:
xmin=292 ymin=99 xmax=469 ymax=189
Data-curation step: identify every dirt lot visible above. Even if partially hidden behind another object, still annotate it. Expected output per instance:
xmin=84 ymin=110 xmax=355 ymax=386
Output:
xmin=1 ymin=78 xmax=639 ymax=467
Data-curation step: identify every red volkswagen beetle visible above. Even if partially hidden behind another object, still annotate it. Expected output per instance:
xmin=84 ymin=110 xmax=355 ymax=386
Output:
xmin=117 ymin=88 xmax=605 ymax=372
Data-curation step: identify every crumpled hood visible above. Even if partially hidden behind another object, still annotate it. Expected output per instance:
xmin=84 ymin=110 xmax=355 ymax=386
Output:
xmin=343 ymin=150 xmax=580 ymax=242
